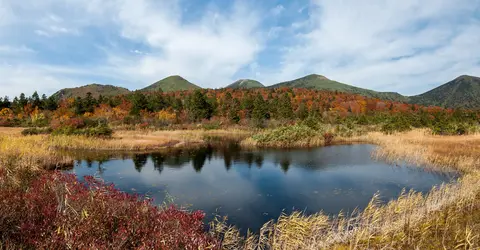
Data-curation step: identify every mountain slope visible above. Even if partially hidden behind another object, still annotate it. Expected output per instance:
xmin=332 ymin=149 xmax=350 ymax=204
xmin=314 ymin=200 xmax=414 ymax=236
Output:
xmin=270 ymin=74 xmax=407 ymax=101
xmin=52 ymin=84 xmax=130 ymax=99
xmin=410 ymin=75 xmax=480 ymax=109
xmin=141 ymin=75 xmax=201 ymax=92
xmin=226 ymin=79 xmax=264 ymax=89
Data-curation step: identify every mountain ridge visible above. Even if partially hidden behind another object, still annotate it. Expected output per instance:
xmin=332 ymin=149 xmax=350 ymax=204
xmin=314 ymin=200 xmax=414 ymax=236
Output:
xmin=140 ymin=75 xmax=201 ymax=92
xmin=52 ymin=84 xmax=131 ymax=99
xmin=50 ymin=74 xmax=480 ymax=109
xmin=269 ymin=74 xmax=408 ymax=101
xmin=226 ymin=79 xmax=264 ymax=89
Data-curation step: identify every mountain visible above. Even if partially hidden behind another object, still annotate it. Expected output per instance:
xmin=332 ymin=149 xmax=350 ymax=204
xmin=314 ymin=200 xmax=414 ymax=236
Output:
xmin=270 ymin=74 xmax=407 ymax=101
xmin=52 ymin=84 xmax=130 ymax=99
xmin=226 ymin=79 xmax=264 ymax=89
xmin=409 ymin=75 xmax=480 ymax=109
xmin=141 ymin=75 xmax=201 ymax=92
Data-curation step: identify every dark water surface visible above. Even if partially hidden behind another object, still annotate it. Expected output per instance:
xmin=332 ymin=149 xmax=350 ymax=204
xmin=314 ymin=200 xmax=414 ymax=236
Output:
xmin=67 ymin=143 xmax=455 ymax=232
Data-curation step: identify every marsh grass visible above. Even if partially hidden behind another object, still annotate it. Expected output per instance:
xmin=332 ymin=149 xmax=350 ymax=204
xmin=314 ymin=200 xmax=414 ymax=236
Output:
xmin=213 ymin=129 xmax=480 ymax=249
xmin=1 ymin=127 xmax=479 ymax=249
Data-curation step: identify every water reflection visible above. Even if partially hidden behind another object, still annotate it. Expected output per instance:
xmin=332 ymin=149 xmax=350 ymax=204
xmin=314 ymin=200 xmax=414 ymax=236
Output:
xmin=68 ymin=144 xmax=457 ymax=232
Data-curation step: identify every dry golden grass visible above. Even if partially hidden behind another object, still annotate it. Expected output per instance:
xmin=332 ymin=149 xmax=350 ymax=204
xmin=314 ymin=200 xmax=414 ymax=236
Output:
xmin=213 ymin=129 xmax=480 ymax=249
xmin=0 ymin=127 xmax=23 ymax=136
xmin=49 ymin=129 xmax=250 ymax=151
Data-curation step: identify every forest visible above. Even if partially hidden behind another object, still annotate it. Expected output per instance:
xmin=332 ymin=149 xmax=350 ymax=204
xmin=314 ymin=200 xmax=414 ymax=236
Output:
xmin=0 ymin=88 xmax=478 ymax=137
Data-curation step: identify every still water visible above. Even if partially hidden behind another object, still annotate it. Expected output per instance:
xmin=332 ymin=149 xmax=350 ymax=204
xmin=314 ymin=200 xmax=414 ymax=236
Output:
xmin=68 ymin=143 xmax=455 ymax=232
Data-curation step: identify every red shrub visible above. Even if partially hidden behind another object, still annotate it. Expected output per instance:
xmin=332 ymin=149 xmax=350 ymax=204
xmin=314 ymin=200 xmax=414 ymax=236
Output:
xmin=323 ymin=132 xmax=335 ymax=145
xmin=50 ymin=117 xmax=85 ymax=130
xmin=0 ymin=172 xmax=219 ymax=249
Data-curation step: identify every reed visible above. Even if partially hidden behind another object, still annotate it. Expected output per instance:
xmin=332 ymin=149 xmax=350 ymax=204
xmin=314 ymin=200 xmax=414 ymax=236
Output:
xmin=213 ymin=129 xmax=480 ymax=249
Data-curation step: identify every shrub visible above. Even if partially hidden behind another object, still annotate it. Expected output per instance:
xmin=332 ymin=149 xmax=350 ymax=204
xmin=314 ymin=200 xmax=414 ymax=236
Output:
xmin=21 ymin=127 xmax=53 ymax=136
xmin=431 ymin=122 xmax=470 ymax=135
xmin=323 ymin=132 xmax=335 ymax=145
xmin=52 ymin=124 xmax=113 ymax=138
xmin=251 ymin=125 xmax=322 ymax=147
xmin=381 ymin=119 xmax=411 ymax=134
xmin=0 ymin=172 xmax=219 ymax=249
xmin=202 ymin=121 xmax=221 ymax=130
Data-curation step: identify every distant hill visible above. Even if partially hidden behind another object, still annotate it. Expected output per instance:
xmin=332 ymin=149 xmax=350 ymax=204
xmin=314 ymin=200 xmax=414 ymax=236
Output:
xmin=269 ymin=74 xmax=407 ymax=101
xmin=52 ymin=84 xmax=130 ymax=99
xmin=141 ymin=75 xmax=201 ymax=92
xmin=226 ymin=79 xmax=264 ymax=89
xmin=409 ymin=75 xmax=480 ymax=109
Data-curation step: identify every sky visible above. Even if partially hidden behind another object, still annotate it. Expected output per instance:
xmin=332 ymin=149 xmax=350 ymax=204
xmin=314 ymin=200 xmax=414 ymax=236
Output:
xmin=0 ymin=0 xmax=479 ymax=98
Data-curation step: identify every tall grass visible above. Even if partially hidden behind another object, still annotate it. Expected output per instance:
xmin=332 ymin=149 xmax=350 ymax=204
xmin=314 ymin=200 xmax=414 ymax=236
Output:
xmin=1 ymin=127 xmax=479 ymax=249
xmin=213 ymin=129 xmax=480 ymax=249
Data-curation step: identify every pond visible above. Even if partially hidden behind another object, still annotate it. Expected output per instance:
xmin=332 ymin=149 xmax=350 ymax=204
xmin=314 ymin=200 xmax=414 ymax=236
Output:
xmin=67 ymin=143 xmax=456 ymax=232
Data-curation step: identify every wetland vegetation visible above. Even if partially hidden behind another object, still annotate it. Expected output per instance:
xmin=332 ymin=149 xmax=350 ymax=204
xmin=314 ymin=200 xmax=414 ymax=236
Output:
xmin=0 ymin=88 xmax=479 ymax=249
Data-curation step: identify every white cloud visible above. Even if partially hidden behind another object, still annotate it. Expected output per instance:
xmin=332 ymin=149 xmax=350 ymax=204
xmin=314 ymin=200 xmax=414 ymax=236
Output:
xmin=261 ymin=0 xmax=480 ymax=95
xmin=0 ymin=0 xmax=263 ymax=96
xmin=0 ymin=0 xmax=479 ymax=97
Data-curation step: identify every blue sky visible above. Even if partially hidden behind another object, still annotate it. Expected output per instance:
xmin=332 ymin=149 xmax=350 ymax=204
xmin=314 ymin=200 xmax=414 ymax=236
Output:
xmin=0 ymin=0 xmax=479 ymax=97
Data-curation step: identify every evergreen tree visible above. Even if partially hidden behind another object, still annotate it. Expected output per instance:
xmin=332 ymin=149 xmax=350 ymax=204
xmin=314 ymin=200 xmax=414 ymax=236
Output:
xmin=278 ymin=93 xmax=293 ymax=119
xmin=44 ymin=96 xmax=58 ymax=111
xmin=130 ymin=91 xmax=148 ymax=116
xmin=12 ymin=97 xmax=20 ymax=113
xmin=19 ymin=93 xmax=28 ymax=108
xmin=241 ymin=94 xmax=254 ymax=119
xmin=229 ymin=98 xmax=241 ymax=123
xmin=186 ymin=90 xmax=213 ymax=121
xmin=146 ymin=91 xmax=166 ymax=112
xmin=40 ymin=94 xmax=48 ymax=109
xmin=0 ymin=96 xmax=10 ymax=109
xmin=84 ymin=92 xmax=96 ymax=113
xmin=30 ymin=91 xmax=41 ymax=108
xmin=296 ymin=102 xmax=308 ymax=120
xmin=221 ymin=92 xmax=233 ymax=117
xmin=73 ymin=97 xmax=85 ymax=115
xmin=252 ymin=93 xmax=268 ymax=125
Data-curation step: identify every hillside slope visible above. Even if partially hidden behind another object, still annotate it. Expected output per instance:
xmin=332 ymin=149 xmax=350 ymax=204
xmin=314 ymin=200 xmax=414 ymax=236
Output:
xmin=226 ymin=79 xmax=264 ymax=89
xmin=410 ymin=75 xmax=480 ymax=109
xmin=270 ymin=74 xmax=407 ymax=101
xmin=52 ymin=84 xmax=130 ymax=99
xmin=141 ymin=75 xmax=201 ymax=92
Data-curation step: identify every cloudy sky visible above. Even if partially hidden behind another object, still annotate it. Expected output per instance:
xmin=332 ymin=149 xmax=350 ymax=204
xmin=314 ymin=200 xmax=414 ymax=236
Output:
xmin=0 ymin=0 xmax=479 ymax=97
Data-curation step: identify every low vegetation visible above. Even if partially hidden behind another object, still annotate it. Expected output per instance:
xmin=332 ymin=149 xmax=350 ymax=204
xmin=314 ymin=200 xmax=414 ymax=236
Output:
xmin=0 ymin=171 xmax=218 ymax=249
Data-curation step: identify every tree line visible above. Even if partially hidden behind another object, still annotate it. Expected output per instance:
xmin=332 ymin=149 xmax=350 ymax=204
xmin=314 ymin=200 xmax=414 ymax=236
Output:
xmin=0 ymin=88 xmax=478 ymax=135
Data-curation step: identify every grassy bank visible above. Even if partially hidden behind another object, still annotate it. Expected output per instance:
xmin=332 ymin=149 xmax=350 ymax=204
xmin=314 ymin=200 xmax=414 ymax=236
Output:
xmin=1 ymin=127 xmax=479 ymax=249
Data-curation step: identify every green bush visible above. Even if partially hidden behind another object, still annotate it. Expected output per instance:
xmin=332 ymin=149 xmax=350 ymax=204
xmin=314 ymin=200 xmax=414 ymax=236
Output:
xmin=202 ymin=121 xmax=221 ymax=130
xmin=381 ymin=120 xmax=411 ymax=134
xmin=21 ymin=127 xmax=53 ymax=136
xmin=252 ymin=125 xmax=320 ymax=145
xmin=52 ymin=124 xmax=113 ymax=137
xmin=430 ymin=122 xmax=469 ymax=135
